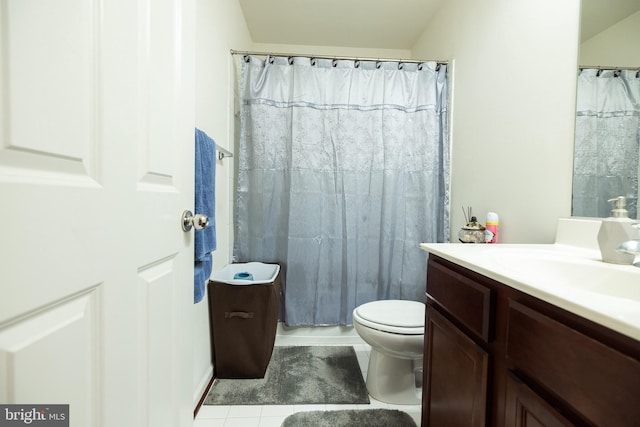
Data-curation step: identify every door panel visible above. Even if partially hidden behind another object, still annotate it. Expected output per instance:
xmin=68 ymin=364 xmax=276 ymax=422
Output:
xmin=0 ymin=290 xmax=99 ymax=426
xmin=2 ymin=0 xmax=98 ymax=180
xmin=138 ymin=256 xmax=179 ymax=426
xmin=138 ymin=0 xmax=180 ymax=189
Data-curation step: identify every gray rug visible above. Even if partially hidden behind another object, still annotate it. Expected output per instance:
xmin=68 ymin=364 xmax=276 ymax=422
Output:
xmin=204 ymin=345 xmax=370 ymax=405
xmin=281 ymin=409 xmax=418 ymax=427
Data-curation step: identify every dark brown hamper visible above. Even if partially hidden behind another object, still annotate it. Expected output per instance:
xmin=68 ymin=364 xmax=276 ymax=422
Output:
xmin=207 ymin=265 xmax=281 ymax=379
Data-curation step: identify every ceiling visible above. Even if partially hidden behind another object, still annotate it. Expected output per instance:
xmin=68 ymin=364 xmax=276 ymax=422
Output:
xmin=238 ymin=0 xmax=446 ymax=50
xmin=238 ymin=0 xmax=640 ymax=50
xmin=580 ymin=0 xmax=640 ymax=41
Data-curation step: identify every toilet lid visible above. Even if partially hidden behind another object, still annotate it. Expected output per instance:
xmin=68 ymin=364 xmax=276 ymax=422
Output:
xmin=355 ymin=300 xmax=425 ymax=328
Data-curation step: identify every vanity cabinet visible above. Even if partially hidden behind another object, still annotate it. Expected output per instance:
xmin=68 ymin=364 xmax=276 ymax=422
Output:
xmin=422 ymin=254 xmax=640 ymax=427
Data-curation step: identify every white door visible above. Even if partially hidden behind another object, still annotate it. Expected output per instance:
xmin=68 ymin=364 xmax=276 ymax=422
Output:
xmin=0 ymin=0 xmax=195 ymax=426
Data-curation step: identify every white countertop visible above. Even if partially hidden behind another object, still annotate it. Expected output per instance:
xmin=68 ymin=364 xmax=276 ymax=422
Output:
xmin=419 ymin=242 xmax=640 ymax=341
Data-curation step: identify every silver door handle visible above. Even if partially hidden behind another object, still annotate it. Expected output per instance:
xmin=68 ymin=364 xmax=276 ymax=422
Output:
xmin=181 ymin=210 xmax=209 ymax=232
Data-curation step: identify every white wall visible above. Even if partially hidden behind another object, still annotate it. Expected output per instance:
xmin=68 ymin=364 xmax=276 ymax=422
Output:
xmin=193 ymin=0 xmax=252 ymax=407
xmin=412 ymin=0 xmax=581 ymax=243
xmin=579 ymin=10 xmax=640 ymax=67
xmin=251 ymin=43 xmax=411 ymax=60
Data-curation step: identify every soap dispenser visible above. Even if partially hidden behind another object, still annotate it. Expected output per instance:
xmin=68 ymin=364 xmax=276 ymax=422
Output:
xmin=597 ymin=196 xmax=636 ymax=264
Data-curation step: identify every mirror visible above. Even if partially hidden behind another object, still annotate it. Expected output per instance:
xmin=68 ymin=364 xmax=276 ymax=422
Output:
xmin=572 ymin=0 xmax=640 ymax=219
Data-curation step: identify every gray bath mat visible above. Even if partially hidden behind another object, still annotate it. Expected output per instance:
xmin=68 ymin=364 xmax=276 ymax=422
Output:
xmin=204 ymin=345 xmax=369 ymax=405
xmin=281 ymin=409 xmax=418 ymax=427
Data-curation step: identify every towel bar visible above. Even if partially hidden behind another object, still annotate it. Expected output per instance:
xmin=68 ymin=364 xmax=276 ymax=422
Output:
xmin=217 ymin=146 xmax=234 ymax=160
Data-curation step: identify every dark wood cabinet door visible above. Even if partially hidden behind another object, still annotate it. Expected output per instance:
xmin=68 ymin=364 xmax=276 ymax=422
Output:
xmin=504 ymin=373 xmax=575 ymax=427
xmin=422 ymin=306 xmax=488 ymax=427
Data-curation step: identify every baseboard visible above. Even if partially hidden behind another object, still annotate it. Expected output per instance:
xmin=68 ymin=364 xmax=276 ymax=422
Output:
xmin=193 ymin=364 xmax=213 ymax=418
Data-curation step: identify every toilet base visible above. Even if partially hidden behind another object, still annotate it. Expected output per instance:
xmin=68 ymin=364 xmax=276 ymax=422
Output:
xmin=365 ymin=349 xmax=423 ymax=405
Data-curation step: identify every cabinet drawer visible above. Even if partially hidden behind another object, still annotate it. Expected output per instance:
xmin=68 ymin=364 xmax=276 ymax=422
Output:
xmin=427 ymin=259 xmax=493 ymax=342
xmin=506 ymin=300 xmax=640 ymax=427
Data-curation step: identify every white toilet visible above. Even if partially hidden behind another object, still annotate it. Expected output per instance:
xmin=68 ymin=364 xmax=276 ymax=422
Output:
xmin=352 ymin=300 xmax=425 ymax=405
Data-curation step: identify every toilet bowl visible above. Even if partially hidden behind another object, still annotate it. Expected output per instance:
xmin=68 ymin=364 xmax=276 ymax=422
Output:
xmin=352 ymin=300 xmax=425 ymax=405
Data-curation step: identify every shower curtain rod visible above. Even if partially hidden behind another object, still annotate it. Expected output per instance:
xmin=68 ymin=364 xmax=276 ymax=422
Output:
xmin=230 ymin=49 xmax=448 ymax=65
xmin=579 ymin=65 xmax=640 ymax=71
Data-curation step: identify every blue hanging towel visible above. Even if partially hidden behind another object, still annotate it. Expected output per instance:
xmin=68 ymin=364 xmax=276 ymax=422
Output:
xmin=194 ymin=257 xmax=212 ymax=303
xmin=194 ymin=128 xmax=217 ymax=303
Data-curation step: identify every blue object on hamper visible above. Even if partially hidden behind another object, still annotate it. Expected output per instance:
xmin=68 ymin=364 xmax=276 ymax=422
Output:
xmin=194 ymin=128 xmax=217 ymax=303
xmin=233 ymin=272 xmax=254 ymax=280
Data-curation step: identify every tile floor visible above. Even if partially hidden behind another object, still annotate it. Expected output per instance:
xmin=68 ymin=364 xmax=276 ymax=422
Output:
xmin=194 ymin=343 xmax=422 ymax=427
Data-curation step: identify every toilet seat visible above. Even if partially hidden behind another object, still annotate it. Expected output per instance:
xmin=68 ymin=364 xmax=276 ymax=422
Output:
xmin=354 ymin=300 xmax=424 ymax=335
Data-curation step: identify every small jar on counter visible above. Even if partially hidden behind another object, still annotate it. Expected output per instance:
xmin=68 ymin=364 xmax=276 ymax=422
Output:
xmin=458 ymin=216 xmax=487 ymax=243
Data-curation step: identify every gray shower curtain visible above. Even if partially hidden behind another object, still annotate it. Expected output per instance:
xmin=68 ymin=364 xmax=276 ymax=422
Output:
xmin=234 ymin=55 xmax=449 ymax=326
xmin=573 ymin=69 xmax=640 ymax=218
